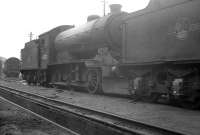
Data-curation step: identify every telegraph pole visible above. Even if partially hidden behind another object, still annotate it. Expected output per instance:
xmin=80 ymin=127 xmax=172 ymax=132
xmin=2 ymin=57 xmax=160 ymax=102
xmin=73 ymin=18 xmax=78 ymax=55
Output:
xmin=102 ymin=0 xmax=106 ymax=16
xmin=103 ymin=0 xmax=106 ymax=16
xmin=28 ymin=32 xmax=34 ymax=41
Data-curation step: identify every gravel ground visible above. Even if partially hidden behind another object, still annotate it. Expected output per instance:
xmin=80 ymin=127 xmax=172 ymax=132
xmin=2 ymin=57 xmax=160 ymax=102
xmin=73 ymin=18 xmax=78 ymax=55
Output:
xmin=1 ymin=80 xmax=200 ymax=135
xmin=0 ymin=96 xmax=73 ymax=135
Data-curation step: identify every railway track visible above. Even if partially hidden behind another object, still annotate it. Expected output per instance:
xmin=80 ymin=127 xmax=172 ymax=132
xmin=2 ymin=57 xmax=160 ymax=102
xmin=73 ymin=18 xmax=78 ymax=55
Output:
xmin=0 ymin=96 xmax=76 ymax=135
xmin=0 ymin=84 xmax=184 ymax=135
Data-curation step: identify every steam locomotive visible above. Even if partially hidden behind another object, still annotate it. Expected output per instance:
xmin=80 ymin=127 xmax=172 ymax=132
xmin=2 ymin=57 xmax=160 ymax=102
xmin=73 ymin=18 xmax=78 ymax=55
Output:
xmin=0 ymin=59 xmax=3 ymax=77
xmin=4 ymin=57 xmax=20 ymax=78
xmin=21 ymin=0 xmax=200 ymax=109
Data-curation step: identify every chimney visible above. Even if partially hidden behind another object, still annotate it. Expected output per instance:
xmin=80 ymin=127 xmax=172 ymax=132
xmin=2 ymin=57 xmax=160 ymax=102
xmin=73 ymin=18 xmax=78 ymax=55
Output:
xmin=109 ymin=4 xmax=122 ymax=14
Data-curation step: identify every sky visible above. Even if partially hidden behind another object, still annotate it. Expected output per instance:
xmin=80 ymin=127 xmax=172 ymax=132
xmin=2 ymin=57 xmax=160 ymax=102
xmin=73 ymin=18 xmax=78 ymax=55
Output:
xmin=0 ymin=0 xmax=150 ymax=59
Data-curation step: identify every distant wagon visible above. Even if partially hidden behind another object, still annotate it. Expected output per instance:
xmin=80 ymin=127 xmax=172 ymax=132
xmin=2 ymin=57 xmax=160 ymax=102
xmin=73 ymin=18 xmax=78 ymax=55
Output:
xmin=0 ymin=60 xmax=3 ymax=76
xmin=4 ymin=57 xmax=21 ymax=78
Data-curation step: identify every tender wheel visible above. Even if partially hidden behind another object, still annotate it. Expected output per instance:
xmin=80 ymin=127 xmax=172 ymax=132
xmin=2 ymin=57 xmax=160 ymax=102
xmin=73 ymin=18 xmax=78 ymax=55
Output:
xmin=87 ymin=69 xmax=101 ymax=94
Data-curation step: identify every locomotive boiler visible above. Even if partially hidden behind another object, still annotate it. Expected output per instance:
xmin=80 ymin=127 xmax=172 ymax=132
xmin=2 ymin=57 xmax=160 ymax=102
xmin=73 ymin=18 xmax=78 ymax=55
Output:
xmin=55 ymin=4 xmax=127 ymax=61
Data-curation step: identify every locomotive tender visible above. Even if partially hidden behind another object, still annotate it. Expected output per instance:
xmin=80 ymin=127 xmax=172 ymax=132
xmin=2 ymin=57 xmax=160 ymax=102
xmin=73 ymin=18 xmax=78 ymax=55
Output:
xmin=21 ymin=0 xmax=200 ymax=108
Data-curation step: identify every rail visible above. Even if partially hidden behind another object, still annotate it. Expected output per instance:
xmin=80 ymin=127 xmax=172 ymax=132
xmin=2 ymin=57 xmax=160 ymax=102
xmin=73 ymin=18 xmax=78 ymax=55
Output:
xmin=0 ymin=84 xmax=184 ymax=135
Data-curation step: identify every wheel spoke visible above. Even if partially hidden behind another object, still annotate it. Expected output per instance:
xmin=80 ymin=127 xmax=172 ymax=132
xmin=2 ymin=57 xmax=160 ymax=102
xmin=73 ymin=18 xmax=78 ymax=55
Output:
xmin=87 ymin=69 xmax=101 ymax=94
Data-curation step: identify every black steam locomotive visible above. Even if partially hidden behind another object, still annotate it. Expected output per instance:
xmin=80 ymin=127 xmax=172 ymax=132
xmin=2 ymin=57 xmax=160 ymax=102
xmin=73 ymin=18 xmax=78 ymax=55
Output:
xmin=4 ymin=57 xmax=20 ymax=78
xmin=21 ymin=0 xmax=200 ymax=109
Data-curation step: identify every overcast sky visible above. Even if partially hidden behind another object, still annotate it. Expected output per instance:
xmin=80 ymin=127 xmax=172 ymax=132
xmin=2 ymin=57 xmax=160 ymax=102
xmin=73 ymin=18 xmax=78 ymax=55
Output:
xmin=0 ymin=0 xmax=150 ymax=59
